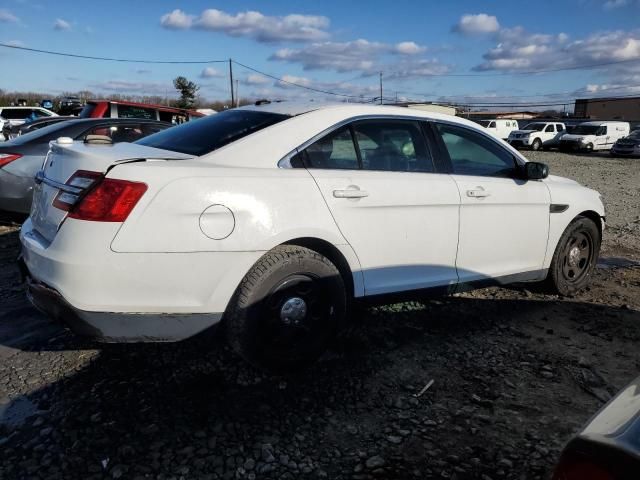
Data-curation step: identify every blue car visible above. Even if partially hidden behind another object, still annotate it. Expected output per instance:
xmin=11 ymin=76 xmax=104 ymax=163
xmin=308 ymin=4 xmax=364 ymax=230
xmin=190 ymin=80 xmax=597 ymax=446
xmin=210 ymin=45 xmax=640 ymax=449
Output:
xmin=40 ymin=99 xmax=53 ymax=110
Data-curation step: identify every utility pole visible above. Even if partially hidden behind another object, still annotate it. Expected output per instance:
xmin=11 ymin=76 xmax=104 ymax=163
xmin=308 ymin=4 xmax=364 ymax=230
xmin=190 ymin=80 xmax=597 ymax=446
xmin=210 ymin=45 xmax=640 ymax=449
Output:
xmin=379 ymin=72 xmax=383 ymax=105
xmin=229 ymin=59 xmax=235 ymax=107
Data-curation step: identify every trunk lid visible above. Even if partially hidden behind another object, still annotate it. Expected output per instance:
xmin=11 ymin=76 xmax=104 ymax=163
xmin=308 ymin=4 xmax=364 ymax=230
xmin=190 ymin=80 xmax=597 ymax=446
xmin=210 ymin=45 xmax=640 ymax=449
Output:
xmin=31 ymin=138 xmax=192 ymax=243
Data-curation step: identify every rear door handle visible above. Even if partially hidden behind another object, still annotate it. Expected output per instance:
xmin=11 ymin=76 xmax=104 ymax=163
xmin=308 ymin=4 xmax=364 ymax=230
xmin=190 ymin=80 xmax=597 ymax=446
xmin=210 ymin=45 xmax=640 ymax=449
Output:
xmin=333 ymin=187 xmax=369 ymax=199
xmin=467 ymin=188 xmax=491 ymax=198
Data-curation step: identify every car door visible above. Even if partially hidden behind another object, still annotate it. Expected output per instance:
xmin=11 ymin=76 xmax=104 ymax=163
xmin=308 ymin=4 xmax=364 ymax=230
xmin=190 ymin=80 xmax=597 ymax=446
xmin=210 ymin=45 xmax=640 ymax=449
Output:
xmin=431 ymin=122 xmax=550 ymax=285
xmin=301 ymin=120 xmax=461 ymax=296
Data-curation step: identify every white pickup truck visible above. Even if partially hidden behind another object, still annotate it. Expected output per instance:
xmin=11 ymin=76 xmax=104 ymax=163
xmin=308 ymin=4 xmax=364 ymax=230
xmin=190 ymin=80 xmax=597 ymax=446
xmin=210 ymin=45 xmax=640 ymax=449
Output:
xmin=507 ymin=122 xmax=566 ymax=151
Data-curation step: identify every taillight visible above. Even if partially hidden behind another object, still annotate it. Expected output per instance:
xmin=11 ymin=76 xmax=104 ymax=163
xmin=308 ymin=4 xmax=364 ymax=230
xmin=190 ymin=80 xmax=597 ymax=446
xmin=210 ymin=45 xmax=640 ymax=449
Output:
xmin=53 ymin=170 xmax=147 ymax=222
xmin=0 ymin=153 xmax=22 ymax=168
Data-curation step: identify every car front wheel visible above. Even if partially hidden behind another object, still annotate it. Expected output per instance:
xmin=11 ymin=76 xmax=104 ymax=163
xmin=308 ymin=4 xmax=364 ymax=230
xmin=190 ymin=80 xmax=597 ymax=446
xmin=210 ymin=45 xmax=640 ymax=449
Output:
xmin=546 ymin=216 xmax=601 ymax=296
xmin=531 ymin=138 xmax=542 ymax=151
xmin=225 ymin=245 xmax=346 ymax=373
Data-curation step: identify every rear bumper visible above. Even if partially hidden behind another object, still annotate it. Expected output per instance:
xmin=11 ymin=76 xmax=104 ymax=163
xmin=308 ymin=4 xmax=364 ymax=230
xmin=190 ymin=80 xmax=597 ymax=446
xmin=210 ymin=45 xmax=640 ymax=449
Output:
xmin=22 ymin=260 xmax=222 ymax=342
xmin=19 ymin=218 xmax=262 ymax=342
xmin=0 ymin=169 xmax=34 ymax=214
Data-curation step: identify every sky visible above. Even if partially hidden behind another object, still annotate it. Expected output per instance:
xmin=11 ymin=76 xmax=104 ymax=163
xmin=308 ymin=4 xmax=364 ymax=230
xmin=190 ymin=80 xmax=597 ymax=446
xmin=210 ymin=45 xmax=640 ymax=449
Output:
xmin=1 ymin=0 xmax=640 ymax=107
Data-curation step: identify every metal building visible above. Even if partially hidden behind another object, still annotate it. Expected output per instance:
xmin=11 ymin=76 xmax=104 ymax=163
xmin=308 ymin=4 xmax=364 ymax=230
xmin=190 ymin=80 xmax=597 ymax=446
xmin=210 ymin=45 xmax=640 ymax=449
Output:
xmin=574 ymin=96 xmax=640 ymax=121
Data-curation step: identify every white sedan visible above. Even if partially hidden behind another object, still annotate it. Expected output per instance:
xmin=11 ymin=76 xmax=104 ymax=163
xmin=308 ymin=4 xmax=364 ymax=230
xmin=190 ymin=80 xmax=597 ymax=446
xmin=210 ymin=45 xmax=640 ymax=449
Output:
xmin=20 ymin=102 xmax=604 ymax=371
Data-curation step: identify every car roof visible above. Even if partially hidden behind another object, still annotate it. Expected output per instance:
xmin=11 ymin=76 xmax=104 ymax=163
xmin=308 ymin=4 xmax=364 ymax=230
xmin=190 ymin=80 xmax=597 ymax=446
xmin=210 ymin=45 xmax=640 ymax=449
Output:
xmin=237 ymin=100 xmax=471 ymax=123
xmin=56 ymin=117 xmax=170 ymax=126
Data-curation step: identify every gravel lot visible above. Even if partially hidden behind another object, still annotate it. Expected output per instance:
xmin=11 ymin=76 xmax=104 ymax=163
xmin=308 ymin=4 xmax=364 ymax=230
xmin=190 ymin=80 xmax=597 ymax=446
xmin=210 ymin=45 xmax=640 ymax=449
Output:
xmin=1 ymin=151 xmax=639 ymax=480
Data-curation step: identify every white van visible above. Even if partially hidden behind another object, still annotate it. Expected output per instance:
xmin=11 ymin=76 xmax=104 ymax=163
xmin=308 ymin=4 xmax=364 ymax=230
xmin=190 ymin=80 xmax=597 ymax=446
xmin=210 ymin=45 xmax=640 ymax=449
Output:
xmin=478 ymin=119 xmax=520 ymax=140
xmin=559 ymin=121 xmax=630 ymax=152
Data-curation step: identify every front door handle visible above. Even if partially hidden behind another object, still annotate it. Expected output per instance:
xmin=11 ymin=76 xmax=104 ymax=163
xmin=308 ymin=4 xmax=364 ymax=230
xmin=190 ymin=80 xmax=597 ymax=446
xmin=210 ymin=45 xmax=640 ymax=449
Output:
xmin=467 ymin=187 xmax=491 ymax=198
xmin=333 ymin=186 xmax=369 ymax=199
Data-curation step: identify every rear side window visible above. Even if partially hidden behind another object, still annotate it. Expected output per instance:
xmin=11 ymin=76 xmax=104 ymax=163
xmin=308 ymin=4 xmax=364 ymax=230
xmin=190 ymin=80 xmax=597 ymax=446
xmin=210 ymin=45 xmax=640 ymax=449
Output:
xmin=353 ymin=121 xmax=433 ymax=172
xmin=556 ymin=124 xmax=564 ymax=132
xmin=117 ymin=105 xmax=156 ymax=120
xmin=435 ymin=123 xmax=516 ymax=177
xmin=305 ymin=126 xmax=359 ymax=170
xmin=136 ymin=110 xmax=289 ymax=156
xmin=1 ymin=109 xmax=32 ymax=120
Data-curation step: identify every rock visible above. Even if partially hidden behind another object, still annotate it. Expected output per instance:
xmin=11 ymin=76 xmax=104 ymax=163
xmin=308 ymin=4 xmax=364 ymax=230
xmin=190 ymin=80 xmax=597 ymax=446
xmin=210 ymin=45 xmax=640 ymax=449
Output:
xmin=386 ymin=435 xmax=402 ymax=444
xmin=365 ymin=456 xmax=385 ymax=469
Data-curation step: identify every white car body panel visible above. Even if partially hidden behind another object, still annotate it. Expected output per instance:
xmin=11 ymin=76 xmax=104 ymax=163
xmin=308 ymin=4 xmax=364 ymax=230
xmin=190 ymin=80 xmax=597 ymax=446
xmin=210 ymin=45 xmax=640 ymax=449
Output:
xmin=308 ymin=169 xmax=460 ymax=295
xmin=19 ymin=103 xmax=605 ymax=342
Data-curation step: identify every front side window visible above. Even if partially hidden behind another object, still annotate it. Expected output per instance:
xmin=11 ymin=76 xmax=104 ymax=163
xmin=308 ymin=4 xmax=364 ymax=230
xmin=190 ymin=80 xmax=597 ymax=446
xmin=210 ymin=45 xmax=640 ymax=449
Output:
xmin=435 ymin=123 xmax=517 ymax=177
xmin=353 ymin=121 xmax=433 ymax=172
xmin=545 ymin=125 xmax=555 ymax=133
xmin=488 ymin=121 xmax=496 ymax=128
xmin=304 ymin=126 xmax=359 ymax=170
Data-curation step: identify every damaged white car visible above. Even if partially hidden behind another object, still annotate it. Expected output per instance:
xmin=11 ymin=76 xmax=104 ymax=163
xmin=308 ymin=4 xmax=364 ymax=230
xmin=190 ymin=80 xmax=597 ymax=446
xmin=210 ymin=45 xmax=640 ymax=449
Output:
xmin=21 ymin=102 xmax=605 ymax=371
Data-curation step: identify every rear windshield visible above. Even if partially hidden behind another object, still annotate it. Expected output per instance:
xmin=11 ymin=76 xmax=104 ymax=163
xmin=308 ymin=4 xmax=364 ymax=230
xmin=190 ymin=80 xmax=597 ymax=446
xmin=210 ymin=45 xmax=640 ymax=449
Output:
xmin=79 ymin=103 xmax=97 ymax=118
xmin=135 ymin=110 xmax=289 ymax=156
xmin=6 ymin=120 xmax=79 ymax=144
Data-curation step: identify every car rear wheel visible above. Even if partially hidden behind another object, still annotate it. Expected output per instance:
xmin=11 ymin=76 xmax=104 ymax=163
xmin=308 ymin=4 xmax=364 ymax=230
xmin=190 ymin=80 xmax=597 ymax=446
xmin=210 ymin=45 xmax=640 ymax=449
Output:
xmin=225 ymin=245 xmax=346 ymax=373
xmin=531 ymin=138 xmax=542 ymax=151
xmin=546 ymin=216 xmax=600 ymax=296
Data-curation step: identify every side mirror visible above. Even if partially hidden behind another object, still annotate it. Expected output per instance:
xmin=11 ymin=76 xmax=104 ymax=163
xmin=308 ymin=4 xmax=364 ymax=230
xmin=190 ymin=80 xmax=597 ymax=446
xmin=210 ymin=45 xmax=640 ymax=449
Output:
xmin=525 ymin=161 xmax=549 ymax=180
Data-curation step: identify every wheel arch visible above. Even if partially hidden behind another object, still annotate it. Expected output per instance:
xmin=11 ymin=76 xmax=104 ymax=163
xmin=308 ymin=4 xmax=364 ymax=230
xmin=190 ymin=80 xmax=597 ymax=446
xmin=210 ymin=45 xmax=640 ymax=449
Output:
xmin=282 ymin=237 xmax=357 ymax=300
xmin=577 ymin=209 xmax=604 ymax=237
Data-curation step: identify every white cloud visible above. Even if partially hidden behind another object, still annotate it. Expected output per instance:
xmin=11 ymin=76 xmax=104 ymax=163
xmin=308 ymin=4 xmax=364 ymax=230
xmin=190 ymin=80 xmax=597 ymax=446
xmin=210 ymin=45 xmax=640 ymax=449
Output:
xmin=452 ymin=14 xmax=500 ymax=36
xmin=242 ymin=74 xmax=270 ymax=86
xmin=53 ymin=18 xmax=72 ymax=31
xmin=89 ymin=80 xmax=172 ymax=95
xmin=4 ymin=39 xmax=25 ymax=47
xmin=270 ymin=39 xmax=449 ymax=81
xmin=160 ymin=8 xmax=330 ymax=43
xmin=394 ymin=41 xmax=426 ymax=55
xmin=160 ymin=9 xmax=194 ymax=29
xmin=473 ymin=27 xmax=640 ymax=72
xmin=603 ymin=0 xmax=630 ymax=9
xmin=0 ymin=9 xmax=19 ymax=23
xmin=276 ymin=75 xmax=312 ymax=88
xmin=200 ymin=67 xmax=224 ymax=78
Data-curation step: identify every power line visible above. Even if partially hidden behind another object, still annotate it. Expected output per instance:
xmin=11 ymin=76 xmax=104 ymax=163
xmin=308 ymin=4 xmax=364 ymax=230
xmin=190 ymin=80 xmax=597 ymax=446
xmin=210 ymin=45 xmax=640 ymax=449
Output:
xmin=0 ymin=42 xmax=227 ymax=64
xmin=232 ymin=60 xmax=369 ymax=99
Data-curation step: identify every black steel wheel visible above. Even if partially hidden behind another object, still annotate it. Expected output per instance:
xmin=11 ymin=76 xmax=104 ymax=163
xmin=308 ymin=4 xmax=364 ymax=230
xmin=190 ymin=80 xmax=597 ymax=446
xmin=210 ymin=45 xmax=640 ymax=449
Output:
xmin=546 ymin=216 xmax=600 ymax=296
xmin=225 ymin=245 xmax=346 ymax=373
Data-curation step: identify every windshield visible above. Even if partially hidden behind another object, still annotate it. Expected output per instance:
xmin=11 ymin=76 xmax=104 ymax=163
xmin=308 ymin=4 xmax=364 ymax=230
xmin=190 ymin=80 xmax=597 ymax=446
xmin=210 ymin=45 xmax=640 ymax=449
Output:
xmin=478 ymin=120 xmax=490 ymax=127
xmin=135 ymin=109 xmax=290 ymax=156
xmin=522 ymin=123 xmax=545 ymax=131
xmin=572 ymin=125 xmax=601 ymax=135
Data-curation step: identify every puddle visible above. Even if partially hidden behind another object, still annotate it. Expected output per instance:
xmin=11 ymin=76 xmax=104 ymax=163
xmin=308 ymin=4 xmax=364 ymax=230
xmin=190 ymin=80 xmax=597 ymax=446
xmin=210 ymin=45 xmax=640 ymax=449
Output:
xmin=597 ymin=256 xmax=640 ymax=269
xmin=0 ymin=395 xmax=38 ymax=428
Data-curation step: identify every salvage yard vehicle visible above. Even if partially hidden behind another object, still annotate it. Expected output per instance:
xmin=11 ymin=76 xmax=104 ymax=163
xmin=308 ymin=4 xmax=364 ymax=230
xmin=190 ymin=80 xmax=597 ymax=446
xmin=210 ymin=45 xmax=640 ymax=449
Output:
xmin=3 ymin=116 xmax=73 ymax=141
xmin=560 ymin=121 xmax=630 ymax=152
xmin=20 ymin=103 xmax=605 ymax=372
xmin=0 ymin=106 xmax=58 ymax=141
xmin=507 ymin=121 xmax=566 ymax=151
xmin=610 ymin=129 xmax=640 ymax=157
xmin=552 ymin=375 xmax=640 ymax=480
xmin=0 ymin=118 xmax=170 ymax=214
xmin=80 ymin=100 xmax=204 ymax=124
xmin=478 ymin=119 xmax=519 ymax=140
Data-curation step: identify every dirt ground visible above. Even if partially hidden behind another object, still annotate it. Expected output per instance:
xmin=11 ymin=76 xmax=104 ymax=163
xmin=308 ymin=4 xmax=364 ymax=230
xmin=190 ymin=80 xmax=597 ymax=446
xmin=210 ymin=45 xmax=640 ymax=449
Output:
xmin=0 ymin=151 xmax=639 ymax=480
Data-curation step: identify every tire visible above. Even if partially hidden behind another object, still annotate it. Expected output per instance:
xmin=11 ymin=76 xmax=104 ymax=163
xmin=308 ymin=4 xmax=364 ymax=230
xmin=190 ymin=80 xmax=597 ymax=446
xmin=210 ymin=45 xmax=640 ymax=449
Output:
xmin=225 ymin=245 xmax=346 ymax=373
xmin=531 ymin=138 xmax=542 ymax=151
xmin=546 ymin=216 xmax=601 ymax=296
